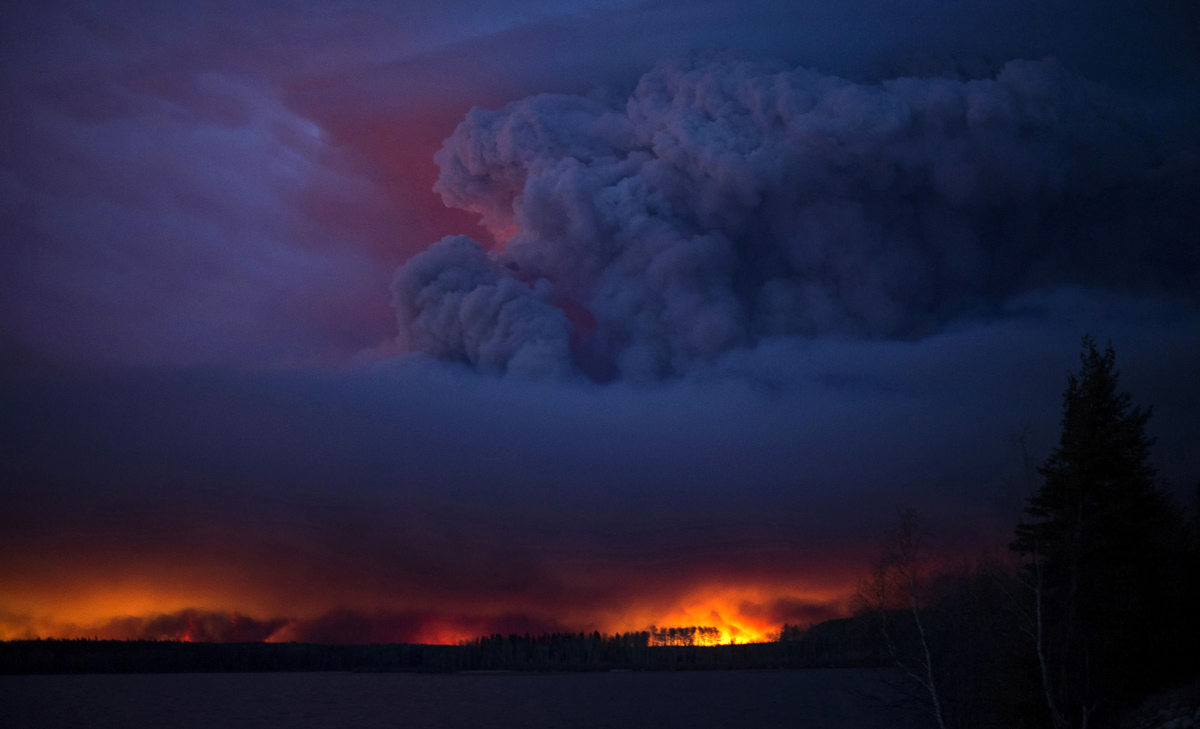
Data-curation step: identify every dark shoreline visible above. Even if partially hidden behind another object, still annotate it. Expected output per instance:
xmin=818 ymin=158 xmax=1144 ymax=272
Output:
xmin=1 ymin=621 xmax=889 ymax=675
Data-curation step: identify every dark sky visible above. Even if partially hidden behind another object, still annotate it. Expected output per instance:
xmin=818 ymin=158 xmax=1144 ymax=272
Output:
xmin=1 ymin=0 xmax=1198 ymax=643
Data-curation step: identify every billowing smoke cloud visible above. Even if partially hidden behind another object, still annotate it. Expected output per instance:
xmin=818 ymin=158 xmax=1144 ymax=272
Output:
xmin=393 ymin=235 xmax=575 ymax=378
xmin=394 ymin=55 xmax=1197 ymax=380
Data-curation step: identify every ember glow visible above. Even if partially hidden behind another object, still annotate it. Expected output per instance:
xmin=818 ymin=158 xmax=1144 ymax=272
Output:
xmin=2 ymin=0 xmax=1198 ymax=647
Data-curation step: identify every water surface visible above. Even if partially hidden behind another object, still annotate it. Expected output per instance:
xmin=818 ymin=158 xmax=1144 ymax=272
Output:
xmin=0 ymin=668 xmax=898 ymax=728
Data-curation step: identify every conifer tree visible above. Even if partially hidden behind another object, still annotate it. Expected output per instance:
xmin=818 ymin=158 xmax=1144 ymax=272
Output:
xmin=1013 ymin=336 xmax=1175 ymax=726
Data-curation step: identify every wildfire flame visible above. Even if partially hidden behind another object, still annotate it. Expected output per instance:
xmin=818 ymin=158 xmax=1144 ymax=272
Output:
xmin=1 ymin=582 xmax=845 ymax=644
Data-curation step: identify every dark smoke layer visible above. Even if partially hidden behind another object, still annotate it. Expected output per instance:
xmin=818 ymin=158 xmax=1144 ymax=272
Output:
xmin=394 ymin=55 xmax=1197 ymax=380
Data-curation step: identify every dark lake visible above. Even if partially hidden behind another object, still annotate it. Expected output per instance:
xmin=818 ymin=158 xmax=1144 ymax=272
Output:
xmin=0 ymin=668 xmax=901 ymax=728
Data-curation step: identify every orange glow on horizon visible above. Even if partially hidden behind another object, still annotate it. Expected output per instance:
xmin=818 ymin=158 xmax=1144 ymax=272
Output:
xmin=591 ymin=583 xmax=848 ymax=645
xmin=0 ymin=581 xmax=851 ymax=644
xmin=1 ymin=541 xmax=863 ymax=644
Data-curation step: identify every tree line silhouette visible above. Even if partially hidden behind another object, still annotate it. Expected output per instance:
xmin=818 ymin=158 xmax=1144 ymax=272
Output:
xmin=647 ymin=626 xmax=724 ymax=646
xmin=857 ymin=337 xmax=1200 ymax=728
xmin=0 ymin=618 xmax=890 ymax=674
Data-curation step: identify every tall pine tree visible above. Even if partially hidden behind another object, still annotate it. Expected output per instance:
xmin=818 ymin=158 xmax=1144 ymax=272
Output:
xmin=1013 ymin=336 xmax=1179 ymax=727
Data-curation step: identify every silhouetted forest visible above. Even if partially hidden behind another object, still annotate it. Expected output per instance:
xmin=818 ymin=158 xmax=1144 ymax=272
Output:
xmin=0 ymin=616 xmax=889 ymax=674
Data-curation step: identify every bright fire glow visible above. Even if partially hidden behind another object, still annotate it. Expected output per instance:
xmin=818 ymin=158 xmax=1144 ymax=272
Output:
xmin=0 ymin=559 xmax=854 ymax=644
xmin=596 ymin=584 xmax=845 ymax=645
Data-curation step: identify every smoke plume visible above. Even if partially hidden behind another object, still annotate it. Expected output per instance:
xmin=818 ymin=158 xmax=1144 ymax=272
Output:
xmin=393 ymin=55 xmax=1197 ymax=380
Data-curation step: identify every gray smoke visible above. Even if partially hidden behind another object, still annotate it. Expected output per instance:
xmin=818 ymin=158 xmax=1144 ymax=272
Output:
xmin=392 ymin=235 xmax=574 ymax=378
xmin=393 ymin=55 xmax=1194 ymax=380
